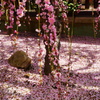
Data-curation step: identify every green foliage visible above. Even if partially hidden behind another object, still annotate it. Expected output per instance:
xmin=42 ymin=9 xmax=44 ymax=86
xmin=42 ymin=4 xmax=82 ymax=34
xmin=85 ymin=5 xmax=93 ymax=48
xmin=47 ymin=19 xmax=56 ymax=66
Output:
xmin=63 ymin=1 xmax=81 ymax=11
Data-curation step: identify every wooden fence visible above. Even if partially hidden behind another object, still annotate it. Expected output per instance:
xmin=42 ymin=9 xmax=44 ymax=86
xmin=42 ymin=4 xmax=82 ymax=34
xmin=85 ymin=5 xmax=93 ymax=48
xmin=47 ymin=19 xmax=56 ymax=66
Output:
xmin=0 ymin=0 xmax=99 ymax=11
xmin=0 ymin=0 xmax=99 ymax=36
xmin=67 ymin=0 xmax=99 ymax=9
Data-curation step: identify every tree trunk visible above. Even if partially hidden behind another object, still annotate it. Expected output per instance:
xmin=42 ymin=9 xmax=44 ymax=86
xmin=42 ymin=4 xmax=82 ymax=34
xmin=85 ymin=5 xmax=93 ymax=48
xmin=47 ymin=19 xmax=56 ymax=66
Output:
xmin=44 ymin=20 xmax=61 ymax=75
xmin=44 ymin=39 xmax=60 ymax=75
xmin=43 ymin=0 xmax=61 ymax=75
xmin=44 ymin=45 xmax=52 ymax=75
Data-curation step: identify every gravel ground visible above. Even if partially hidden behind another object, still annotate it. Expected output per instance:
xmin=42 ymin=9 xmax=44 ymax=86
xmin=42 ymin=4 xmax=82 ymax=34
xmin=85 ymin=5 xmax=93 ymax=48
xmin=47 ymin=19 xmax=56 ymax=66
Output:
xmin=0 ymin=33 xmax=100 ymax=100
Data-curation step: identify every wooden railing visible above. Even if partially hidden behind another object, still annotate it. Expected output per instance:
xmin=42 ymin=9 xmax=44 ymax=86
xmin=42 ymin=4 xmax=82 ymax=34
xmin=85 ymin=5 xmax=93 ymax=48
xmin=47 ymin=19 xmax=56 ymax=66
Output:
xmin=65 ymin=0 xmax=99 ymax=9
xmin=26 ymin=0 xmax=99 ymax=10
xmin=0 ymin=0 xmax=99 ymax=11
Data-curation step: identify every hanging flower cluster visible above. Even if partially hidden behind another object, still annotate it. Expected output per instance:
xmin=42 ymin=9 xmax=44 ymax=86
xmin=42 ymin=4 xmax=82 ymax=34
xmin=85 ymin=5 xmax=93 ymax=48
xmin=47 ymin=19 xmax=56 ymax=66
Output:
xmin=0 ymin=2 xmax=5 ymax=19
xmin=94 ymin=0 xmax=100 ymax=36
xmin=0 ymin=0 xmax=27 ymax=33
xmin=16 ymin=0 xmax=27 ymax=27
xmin=36 ymin=0 xmax=59 ymax=68
xmin=94 ymin=16 xmax=99 ymax=35
xmin=0 ymin=0 xmax=27 ymax=51
xmin=59 ymin=0 xmax=68 ymax=28
xmin=2 ymin=0 xmax=15 ymax=30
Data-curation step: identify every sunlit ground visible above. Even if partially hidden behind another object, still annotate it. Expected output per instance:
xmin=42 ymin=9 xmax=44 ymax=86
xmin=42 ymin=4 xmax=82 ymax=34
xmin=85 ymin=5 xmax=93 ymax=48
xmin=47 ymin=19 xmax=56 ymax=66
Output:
xmin=0 ymin=33 xmax=100 ymax=100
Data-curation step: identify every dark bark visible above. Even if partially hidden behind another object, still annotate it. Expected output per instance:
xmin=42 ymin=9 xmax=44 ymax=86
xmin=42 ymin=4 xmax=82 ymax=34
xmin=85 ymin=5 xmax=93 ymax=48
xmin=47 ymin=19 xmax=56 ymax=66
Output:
xmin=44 ymin=40 xmax=60 ymax=75
xmin=44 ymin=45 xmax=52 ymax=75
xmin=44 ymin=20 xmax=61 ymax=75
xmin=43 ymin=0 xmax=61 ymax=75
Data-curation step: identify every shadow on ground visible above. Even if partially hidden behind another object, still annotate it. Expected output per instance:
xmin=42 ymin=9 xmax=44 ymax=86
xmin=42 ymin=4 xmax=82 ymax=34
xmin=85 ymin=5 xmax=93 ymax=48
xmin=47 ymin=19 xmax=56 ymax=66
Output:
xmin=0 ymin=34 xmax=100 ymax=100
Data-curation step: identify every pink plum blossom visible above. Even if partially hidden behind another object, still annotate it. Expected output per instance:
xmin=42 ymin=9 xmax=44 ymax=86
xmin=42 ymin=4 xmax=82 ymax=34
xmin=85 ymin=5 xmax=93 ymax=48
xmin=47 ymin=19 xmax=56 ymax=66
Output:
xmin=48 ymin=25 xmax=56 ymax=34
xmin=48 ymin=17 xmax=55 ymax=25
xmin=23 ymin=0 xmax=27 ymax=2
xmin=35 ymin=0 xmax=41 ymax=5
xmin=36 ymin=14 xmax=40 ymax=20
xmin=10 ymin=5 xmax=15 ymax=9
xmin=16 ymin=21 xmax=20 ymax=25
xmin=6 ymin=25 xmax=13 ymax=29
xmin=10 ymin=10 xmax=14 ymax=15
xmin=62 ymin=13 xmax=67 ymax=18
xmin=35 ymin=29 xmax=41 ymax=33
xmin=44 ymin=0 xmax=50 ymax=4
xmin=45 ymin=4 xmax=54 ymax=12
xmin=55 ymin=1 xmax=59 ymax=5
xmin=0 ymin=10 xmax=4 ymax=17
xmin=14 ymin=30 xmax=18 ymax=34
xmin=17 ymin=9 xmax=24 ymax=18
xmin=42 ymin=24 xmax=47 ymax=30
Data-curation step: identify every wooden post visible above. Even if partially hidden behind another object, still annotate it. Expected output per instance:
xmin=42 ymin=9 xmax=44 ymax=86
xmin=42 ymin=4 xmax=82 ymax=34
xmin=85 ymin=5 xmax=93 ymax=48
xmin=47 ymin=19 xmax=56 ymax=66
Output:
xmin=77 ymin=0 xmax=81 ymax=3
xmin=94 ymin=0 xmax=99 ymax=8
xmin=68 ymin=0 xmax=73 ymax=3
xmin=1 ymin=0 xmax=3 ymax=6
xmin=85 ymin=0 xmax=89 ymax=9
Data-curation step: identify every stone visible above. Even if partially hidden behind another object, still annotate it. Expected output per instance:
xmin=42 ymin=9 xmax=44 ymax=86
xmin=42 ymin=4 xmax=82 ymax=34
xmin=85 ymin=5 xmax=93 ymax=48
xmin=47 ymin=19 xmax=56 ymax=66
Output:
xmin=8 ymin=50 xmax=31 ymax=69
